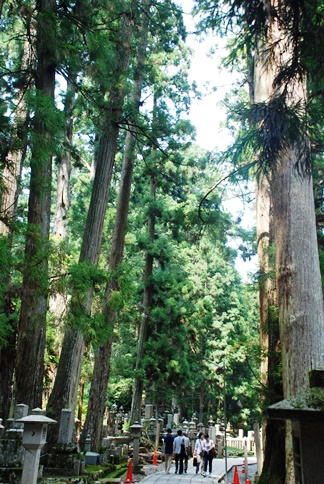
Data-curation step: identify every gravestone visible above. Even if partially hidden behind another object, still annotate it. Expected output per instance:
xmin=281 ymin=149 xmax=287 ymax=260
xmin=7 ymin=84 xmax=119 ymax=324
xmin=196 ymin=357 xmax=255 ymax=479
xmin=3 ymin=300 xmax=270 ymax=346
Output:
xmin=145 ymin=404 xmax=153 ymax=419
xmin=58 ymin=408 xmax=74 ymax=445
xmin=13 ymin=403 xmax=29 ymax=428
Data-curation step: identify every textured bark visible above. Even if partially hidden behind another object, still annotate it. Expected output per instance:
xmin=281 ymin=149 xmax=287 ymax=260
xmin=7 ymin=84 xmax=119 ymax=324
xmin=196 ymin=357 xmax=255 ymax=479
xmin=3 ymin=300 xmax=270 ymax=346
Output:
xmin=15 ymin=0 xmax=56 ymax=410
xmin=46 ymin=11 xmax=133 ymax=442
xmin=256 ymin=175 xmax=285 ymax=483
xmin=273 ymin=150 xmax=324 ymax=392
xmin=254 ymin=39 xmax=285 ymax=483
xmin=80 ymin=132 xmax=136 ymax=450
xmin=81 ymin=6 xmax=149 ymax=450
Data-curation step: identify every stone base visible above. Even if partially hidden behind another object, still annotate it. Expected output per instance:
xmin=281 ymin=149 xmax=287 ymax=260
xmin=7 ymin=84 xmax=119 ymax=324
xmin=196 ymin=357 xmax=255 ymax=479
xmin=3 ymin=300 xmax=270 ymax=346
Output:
xmin=45 ymin=454 xmax=82 ymax=476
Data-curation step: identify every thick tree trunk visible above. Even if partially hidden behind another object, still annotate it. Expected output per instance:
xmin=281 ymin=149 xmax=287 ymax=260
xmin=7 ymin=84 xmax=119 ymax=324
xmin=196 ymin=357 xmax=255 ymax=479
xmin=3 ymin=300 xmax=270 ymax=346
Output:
xmin=46 ymin=12 xmax=133 ymax=442
xmin=81 ymin=7 xmax=149 ymax=450
xmin=15 ymin=0 xmax=56 ymax=410
xmin=254 ymin=40 xmax=285 ymax=482
xmin=256 ymin=174 xmax=285 ymax=484
xmin=254 ymin=2 xmax=324 ymax=481
xmin=80 ymin=132 xmax=136 ymax=450
xmin=273 ymin=151 xmax=324 ymax=392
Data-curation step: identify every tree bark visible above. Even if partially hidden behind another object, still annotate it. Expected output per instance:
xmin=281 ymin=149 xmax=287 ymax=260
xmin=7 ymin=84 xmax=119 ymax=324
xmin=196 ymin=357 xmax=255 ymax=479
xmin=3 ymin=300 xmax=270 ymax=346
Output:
xmin=253 ymin=38 xmax=286 ymax=483
xmin=15 ymin=0 xmax=56 ymax=410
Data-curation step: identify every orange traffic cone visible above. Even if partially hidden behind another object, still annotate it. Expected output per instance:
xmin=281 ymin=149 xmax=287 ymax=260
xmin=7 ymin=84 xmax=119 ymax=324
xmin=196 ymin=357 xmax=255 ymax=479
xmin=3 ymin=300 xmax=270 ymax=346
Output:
xmin=152 ymin=449 xmax=158 ymax=466
xmin=246 ymin=480 xmax=251 ymax=484
xmin=125 ymin=459 xmax=134 ymax=483
xmin=232 ymin=465 xmax=240 ymax=484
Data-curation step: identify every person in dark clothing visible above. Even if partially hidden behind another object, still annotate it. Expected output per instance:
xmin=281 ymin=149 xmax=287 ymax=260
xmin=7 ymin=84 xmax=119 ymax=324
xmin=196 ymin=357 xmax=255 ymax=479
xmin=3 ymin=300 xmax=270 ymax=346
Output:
xmin=163 ymin=428 xmax=174 ymax=474
xmin=182 ymin=430 xmax=190 ymax=473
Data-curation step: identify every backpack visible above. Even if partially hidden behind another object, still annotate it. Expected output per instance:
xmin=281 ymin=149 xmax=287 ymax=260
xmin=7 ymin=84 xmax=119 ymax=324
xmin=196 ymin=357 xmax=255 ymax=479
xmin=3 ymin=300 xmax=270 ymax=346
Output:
xmin=181 ymin=437 xmax=186 ymax=455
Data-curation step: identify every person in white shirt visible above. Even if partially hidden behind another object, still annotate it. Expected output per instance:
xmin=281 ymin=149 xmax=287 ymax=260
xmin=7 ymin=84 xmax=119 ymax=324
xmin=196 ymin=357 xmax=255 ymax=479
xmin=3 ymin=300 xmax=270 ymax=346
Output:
xmin=203 ymin=433 xmax=216 ymax=477
xmin=173 ymin=429 xmax=185 ymax=474
xmin=194 ymin=431 xmax=206 ymax=475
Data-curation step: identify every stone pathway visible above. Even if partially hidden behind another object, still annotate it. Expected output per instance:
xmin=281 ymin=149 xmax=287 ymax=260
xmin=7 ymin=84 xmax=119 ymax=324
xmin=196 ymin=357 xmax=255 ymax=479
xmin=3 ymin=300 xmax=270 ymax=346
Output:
xmin=136 ymin=457 xmax=257 ymax=484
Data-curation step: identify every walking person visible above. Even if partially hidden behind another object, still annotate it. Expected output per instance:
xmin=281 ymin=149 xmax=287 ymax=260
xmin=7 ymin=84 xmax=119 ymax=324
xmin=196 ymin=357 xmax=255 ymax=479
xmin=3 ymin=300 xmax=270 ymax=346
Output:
xmin=163 ymin=428 xmax=174 ymax=474
xmin=173 ymin=429 xmax=185 ymax=474
xmin=194 ymin=431 xmax=206 ymax=475
xmin=203 ymin=434 xmax=216 ymax=477
xmin=182 ymin=430 xmax=190 ymax=473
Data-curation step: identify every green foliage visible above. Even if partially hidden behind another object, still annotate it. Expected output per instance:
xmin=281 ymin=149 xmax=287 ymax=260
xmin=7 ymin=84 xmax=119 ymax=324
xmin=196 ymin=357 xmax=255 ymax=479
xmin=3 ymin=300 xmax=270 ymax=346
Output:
xmin=0 ymin=236 xmax=16 ymax=347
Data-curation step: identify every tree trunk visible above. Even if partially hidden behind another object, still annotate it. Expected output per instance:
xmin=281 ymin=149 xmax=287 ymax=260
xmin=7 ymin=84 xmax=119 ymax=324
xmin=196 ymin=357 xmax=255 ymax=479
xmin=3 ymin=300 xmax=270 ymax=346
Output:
xmin=256 ymin=174 xmax=285 ymax=483
xmin=253 ymin=38 xmax=286 ymax=482
xmin=130 ymin=173 xmax=156 ymax=424
xmin=46 ymin=72 xmax=76 ymax=404
xmin=0 ymin=36 xmax=32 ymax=420
xmin=15 ymin=0 xmax=56 ymax=410
xmin=254 ymin=2 xmax=324 ymax=481
xmin=46 ymin=11 xmax=133 ymax=441
xmin=81 ymin=5 xmax=149 ymax=451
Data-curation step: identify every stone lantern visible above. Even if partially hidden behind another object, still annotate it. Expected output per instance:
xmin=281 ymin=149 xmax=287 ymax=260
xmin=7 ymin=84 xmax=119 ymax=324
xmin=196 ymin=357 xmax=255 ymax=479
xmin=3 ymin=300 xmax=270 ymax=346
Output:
xmin=130 ymin=422 xmax=143 ymax=469
xmin=197 ymin=422 xmax=204 ymax=433
xmin=189 ymin=419 xmax=196 ymax=431
xmin=16 ymin=411 xmax=57 ymax=484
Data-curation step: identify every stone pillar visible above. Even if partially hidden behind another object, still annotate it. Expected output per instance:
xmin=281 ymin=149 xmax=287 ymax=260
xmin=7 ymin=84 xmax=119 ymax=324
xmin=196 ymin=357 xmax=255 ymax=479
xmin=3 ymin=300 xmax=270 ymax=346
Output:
xmin=130 ymin=422 xmax=143 ymax=469
xmin=253 ymin=422 xmax=263 ymax=476
xmin=145 ymin=404 xmax=153 ymax=419
xmin=13 ymin=404 xmax=29 ymax=428
xmin=58 ymin=408 xmax=74 ymax=445
xmin=247 ymin=430 xmax=254 ymax=451
xmin=209 ymin=425 xmax=216 ymax=442
xmin=173 ymin=413 xmax=179 ymax=426
xmin=167 ymin=414 xmax=173 ymax=428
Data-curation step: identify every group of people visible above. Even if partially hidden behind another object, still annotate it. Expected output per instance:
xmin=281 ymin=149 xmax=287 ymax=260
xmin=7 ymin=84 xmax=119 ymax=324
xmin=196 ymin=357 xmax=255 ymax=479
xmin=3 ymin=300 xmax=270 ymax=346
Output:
xmin=162 ymin=428 xmax=216 ymax=477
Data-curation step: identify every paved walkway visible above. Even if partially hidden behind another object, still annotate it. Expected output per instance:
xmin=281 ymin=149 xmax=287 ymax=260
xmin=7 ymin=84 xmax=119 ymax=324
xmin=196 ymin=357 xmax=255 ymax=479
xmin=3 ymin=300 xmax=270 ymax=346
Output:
xmin=140 ymin=457 xmax=257 ymax=484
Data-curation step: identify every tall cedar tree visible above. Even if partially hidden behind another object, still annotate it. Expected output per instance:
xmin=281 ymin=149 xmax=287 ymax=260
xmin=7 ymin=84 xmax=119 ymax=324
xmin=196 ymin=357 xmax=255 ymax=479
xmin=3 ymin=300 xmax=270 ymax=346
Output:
xmin=80 ymin=0 xmax=150 ymax=451
xmin=46 ymin=3 xmax=134 ymax=443
xmin=196 ymin=0 xmax=324 ymax=480
xmin=0 ymin=5 xmax=32 ymax=420
xmin=15 ymin=0 xmax=57 ymax=410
